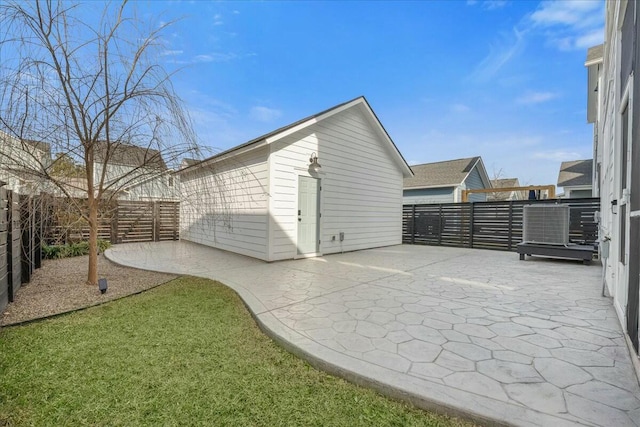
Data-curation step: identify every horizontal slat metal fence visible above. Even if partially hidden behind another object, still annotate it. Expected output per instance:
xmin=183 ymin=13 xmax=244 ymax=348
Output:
xmin=1 ymin=189 xmax=43 ymax=314
xmin=403 ymin=198 xmax=600 ymax=253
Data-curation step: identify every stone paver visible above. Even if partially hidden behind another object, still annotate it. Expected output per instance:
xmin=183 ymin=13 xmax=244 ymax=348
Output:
xmin=107 ymin=241 xmax=640 ymax=427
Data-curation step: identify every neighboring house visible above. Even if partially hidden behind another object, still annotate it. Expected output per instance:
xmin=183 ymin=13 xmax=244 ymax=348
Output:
xmin=487 ymin=178 xmax=525 ymax=201
xmin=587 ymin=0 xmax=640 ymax=359
xmin=179 ymin=96 xmax=413 ymax=261
xmin=403 ymin=156 xmax=491 ymax=204
xmin=94 ymin=142 xmax=178 ymax=201
xmin=557 ymin=159 xmax=593 ymax=198
xmin=0 ymin=131 xmax=51 ymax=194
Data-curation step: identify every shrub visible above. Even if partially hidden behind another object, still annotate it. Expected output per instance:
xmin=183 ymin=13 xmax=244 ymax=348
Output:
xmin=43 ymin=239 xmax=112 ymax=259
xmin=43 ymin=244 xmax=63 ymax=259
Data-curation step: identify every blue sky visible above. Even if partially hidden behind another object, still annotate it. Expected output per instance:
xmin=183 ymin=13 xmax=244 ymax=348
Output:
xmin=142 ymin=0 xmax=604 ymax=187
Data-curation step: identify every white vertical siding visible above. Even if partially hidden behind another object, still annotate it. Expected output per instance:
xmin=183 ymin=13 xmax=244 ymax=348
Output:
xmin=269 ymin=105 xmax=404 ymax=260
xmin=598 ymin=4 xmax=627 ymax=323
xmin=180 ymin=146 xmax=270 ymax=260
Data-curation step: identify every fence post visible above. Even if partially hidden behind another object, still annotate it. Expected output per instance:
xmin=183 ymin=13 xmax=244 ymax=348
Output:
xmin=411 ymin=205 xmax=416 ymax=244
xmin=173 ymin=202 xmax=179 ymax=241
xmin=7 ymin=190 xmax=13 ymax=302
xmin=111 ymin=203 xmax=119 ymax=244
xmin=0 ymin=186 xmax=7 ymax=312
xmin=469 ymin=203 xmax=474 ymax=248
xmin=20 ymin=196 xmax=32 ymax=284
xmin=438 ymin=204 xmax=443 ymax=246
xmin=7 ymin=191 xmax=21 ymax=300
xmin=508 ymin=200 xmax=514 ymax=250
xmin=153 ymin=202 xmax=159 ymax=242
xmin=34 ymin=195 xmax=42 ymax=270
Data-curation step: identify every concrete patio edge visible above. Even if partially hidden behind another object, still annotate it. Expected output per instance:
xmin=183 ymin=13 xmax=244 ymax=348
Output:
xmin=104 ymin=246 xmax=590 ymax=427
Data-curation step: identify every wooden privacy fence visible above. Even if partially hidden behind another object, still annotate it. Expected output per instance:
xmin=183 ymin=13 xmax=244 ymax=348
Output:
xmin=1 ymin=188 xmax=45 ymax=314
xmin=45 ymin=199 xmax=179 ymax=245
xmin=403 ymin=198 xmax=600 ymax=252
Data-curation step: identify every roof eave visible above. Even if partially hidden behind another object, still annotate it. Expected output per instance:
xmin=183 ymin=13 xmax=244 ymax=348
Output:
xmin=179 ymin=96 xmax=414 ymax=178
xmin=404 ymin=184 xmax=457 ymax=190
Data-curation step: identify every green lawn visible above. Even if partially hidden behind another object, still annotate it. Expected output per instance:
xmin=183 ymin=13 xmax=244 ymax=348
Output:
xmin=0 ymin=277 xmax=474 ymax=426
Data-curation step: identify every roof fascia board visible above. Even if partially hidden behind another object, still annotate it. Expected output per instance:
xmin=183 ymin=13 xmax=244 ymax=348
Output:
xmin=178 ymin=96 xmax=413 ymax=179
xmin=359 ymin=100 xmax=413 ymax=178
xmin=460 ymin=157 xmax=480 ymax=184
xmin=178 ymin=139 xmax=268 ymax=175
xmin=585 ymin=57 xmax=603 ymax=67
xmin=264 ymin=99 xmax=361 ymax=144
xmin=560 ymin=184 xmax=592 ymax=190
xmin=404 ymin=184 xmax=456 ymax=190
xmin=475 ymin=158 xmax=492 ymax=188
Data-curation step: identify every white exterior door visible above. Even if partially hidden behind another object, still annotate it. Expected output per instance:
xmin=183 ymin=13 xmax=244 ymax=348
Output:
xmin=297 ymin=176 xmax=319 ymax=255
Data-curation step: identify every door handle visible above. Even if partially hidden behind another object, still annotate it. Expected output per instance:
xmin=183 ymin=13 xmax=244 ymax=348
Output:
xmin=298 ymin=218 xmax=302 ymax=221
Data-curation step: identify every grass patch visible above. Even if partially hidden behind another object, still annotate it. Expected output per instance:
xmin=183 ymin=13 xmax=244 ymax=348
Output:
xmin=0 ymin=277 xmax=473 ymax=426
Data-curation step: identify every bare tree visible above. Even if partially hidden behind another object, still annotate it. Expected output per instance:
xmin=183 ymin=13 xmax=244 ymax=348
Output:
xmin=0 ymin=1 xmax=200 ymax=286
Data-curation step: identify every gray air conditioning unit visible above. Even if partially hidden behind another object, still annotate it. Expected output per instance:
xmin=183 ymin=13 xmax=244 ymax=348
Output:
xmin=523 ymin=205 xmax=570 ymax=245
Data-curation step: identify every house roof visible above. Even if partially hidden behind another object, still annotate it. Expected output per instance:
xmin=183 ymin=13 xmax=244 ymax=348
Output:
xmin=404 ymin=156 xmax=488 ymax=189
xmin=557 ymin=159 xmax=593 ymax=187
xmin=181 ymin=158 xmax=198 ymax=167
xmin=23 ymin=139 xmax=51 ymax=153
xmin=179 ymin=96 xmax=413 ymax=178
xmin=94 ymin=142 xmax=167 ymax=170
xmin=487 ymin=178 xmax=522 ymax=201
xmin=491 ymin=178 xmax=519 ymax=188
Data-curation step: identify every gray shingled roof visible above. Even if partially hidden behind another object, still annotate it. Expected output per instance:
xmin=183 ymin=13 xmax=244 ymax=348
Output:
xmin=94 ymin=142 xmax=167 ymax=170
xmin=557 ymin=159 xmax=593 ymax=187
xmin=404 ymin=157 xmax=481 ymax=188
xmin=23 ymin=139 xmax=51 ymax=153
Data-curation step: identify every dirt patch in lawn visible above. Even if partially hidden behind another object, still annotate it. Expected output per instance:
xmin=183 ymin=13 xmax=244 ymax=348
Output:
xmin=1 ymin=254 xmax=178 ymax=326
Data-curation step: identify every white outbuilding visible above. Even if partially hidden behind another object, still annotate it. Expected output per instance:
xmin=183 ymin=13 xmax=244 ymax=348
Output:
xmin=178 ymin=96 xmax=413 ymax=261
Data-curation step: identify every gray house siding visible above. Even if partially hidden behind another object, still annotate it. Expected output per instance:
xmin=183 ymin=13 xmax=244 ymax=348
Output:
xmin=464 ymin=168 xmax=487 ymax=203
xmin=569 ymin=189 xmax=593 ymax=199
xmin=403 ymin=187 xmax=454 ymax=205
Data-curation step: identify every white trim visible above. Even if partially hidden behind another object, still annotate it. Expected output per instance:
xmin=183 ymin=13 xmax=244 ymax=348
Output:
xmin=294 ymin=252 xmax=322 ymax=259
xmin=178 ymin=139 xmax=269 ymax=175
xmin=266 ymin=144 xmax=273 ymax=262
xmin=404 ymin=184 xmax=457 ymax=191
xmin=585 ymin=57 xmax=604 ymax=67
xmin=264 ymin=100 xmax=362 ymax=144
xmin=182 ymin=98 xmax=413 ymax=179
xmin=267 ymin=99 xmax=413 ymax=178
xmin=295 ymin=174 xmax=322 ymax=259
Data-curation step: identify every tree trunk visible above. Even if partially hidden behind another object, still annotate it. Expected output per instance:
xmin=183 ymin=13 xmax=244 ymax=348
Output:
xmin=87 ymin=198 xmax=99 ymax=287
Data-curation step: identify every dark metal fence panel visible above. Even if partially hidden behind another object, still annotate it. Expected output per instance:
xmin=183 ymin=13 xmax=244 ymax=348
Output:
xmin=20 ymin=195 xmax=37 ymax=284
xmin=7 ymin=191 xmax=21 ymax=300
xmin=403 ymin=198 xmax=600 ymax=253
xmin=472 ymin=201 xmax=520 ymax=250
xmin=0 ymin=187 xmax=8 ymax=313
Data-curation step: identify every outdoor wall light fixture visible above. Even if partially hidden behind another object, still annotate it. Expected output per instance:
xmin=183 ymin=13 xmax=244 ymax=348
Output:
xmin=309 ymin=153 xmax=322 ymax=173
xmin=98 ymin=278 xmax=108 ymax=294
